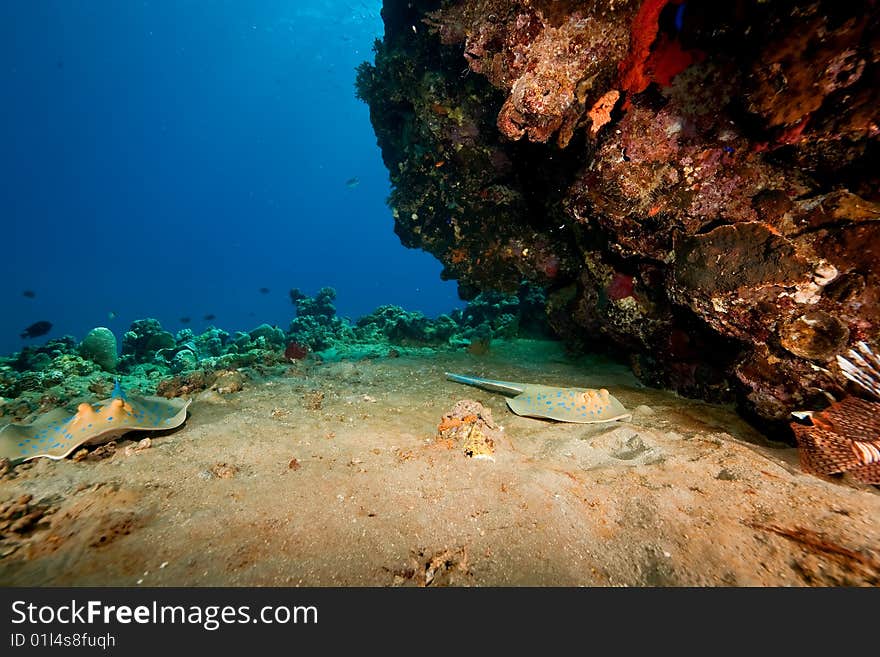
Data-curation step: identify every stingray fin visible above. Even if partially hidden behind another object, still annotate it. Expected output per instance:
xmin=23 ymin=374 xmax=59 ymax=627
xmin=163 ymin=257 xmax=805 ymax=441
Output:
xmin=506 ymin=387 xmax=631 ymax=424
xmin=0 ymin=394 xmax=191 ymax=465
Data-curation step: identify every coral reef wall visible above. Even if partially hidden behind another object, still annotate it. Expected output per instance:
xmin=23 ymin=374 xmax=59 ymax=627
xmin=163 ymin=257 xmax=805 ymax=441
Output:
xmin=357 ymin=0 xmax=880 ymax=427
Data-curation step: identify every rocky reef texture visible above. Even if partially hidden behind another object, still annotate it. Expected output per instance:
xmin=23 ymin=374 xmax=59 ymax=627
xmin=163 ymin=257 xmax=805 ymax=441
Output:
xmin=356 ymin=0 xmax=880 ymax=428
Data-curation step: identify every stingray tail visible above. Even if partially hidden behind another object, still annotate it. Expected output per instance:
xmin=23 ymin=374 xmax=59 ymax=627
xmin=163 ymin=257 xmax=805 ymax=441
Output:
xmin=445 ymin=372 xmax=525 ymax=396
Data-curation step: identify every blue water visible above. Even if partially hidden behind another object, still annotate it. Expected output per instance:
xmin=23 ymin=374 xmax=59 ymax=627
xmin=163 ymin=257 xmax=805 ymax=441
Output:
xmin=0 ymin=0 xmax=461 ymax=356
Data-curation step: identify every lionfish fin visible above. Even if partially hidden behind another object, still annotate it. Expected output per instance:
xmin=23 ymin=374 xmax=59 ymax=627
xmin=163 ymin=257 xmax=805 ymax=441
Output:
xmin=836 ymin=341 xmax=880 ymax=401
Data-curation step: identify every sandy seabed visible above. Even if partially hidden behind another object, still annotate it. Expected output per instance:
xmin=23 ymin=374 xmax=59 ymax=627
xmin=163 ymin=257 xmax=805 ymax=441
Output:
xmin=1 ymin=340 xmax=878 ymax=586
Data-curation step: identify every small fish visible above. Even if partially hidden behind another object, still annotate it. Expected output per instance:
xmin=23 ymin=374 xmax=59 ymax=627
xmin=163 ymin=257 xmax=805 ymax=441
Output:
xmin=22 ymin=290 xmax=36 ymax=299
xmin=259 ymin=287 xmax=270 ymax=294
xmin=467 ymin=337 xmax=491 ymax=356
xmin=345 ymin=176 xmax=360 ymax=188
xmin=674 ymin=3 xmax=686 ymax=32
xmin=204 ymin=314 xmax=216 ymax=321
xmin=108 ymin=311 xmax=117 ymax=320
xmin=179 ymin=316 xmax=191 ymax=324
xmin=20 ymin=321 xmax=52 ymax=339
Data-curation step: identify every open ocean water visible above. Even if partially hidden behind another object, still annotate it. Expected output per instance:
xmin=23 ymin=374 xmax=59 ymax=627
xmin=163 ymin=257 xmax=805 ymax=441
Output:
xmin=0 ymin=0 xmax=462 ymax=357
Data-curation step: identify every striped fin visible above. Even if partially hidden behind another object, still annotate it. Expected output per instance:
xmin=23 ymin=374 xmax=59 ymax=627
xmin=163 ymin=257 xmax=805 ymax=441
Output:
xmin=849 ymin=461 xmax=880 ymax=485
xmin=792 ymin=424 xmax=863 ymax=476
xmin=837 ymin=341 xmax=880 ymax=400
xmin=791 ymin=394 xmax=880 ymax=484
xmin=445 ymin=372 xmax=525 ymax=396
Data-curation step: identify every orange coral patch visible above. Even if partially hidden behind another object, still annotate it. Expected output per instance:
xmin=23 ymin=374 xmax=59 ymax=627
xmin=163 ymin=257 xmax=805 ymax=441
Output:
xmin=437 ymin=417 xmax=464 ymax=432
xmin=588 ymin=90 xmax=621 ymax=136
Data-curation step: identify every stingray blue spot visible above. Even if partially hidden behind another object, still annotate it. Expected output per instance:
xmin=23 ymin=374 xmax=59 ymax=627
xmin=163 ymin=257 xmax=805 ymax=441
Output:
xmin=31 ymin=445 xmax=38 ymax=451
xmin=18 ymin=443 xmax=24 ymax=447
xmin=51 ymin=442 xmax=61 ymax=448
xmin=557 ymin=391 xmax=561 ymax=397
xmin=23 ymin=439 xmax=30 ymax=443
xmin=545 ymin=400 xmax=552 ymax=405
xmin=106 ymin=416 xmax=113 ymax=421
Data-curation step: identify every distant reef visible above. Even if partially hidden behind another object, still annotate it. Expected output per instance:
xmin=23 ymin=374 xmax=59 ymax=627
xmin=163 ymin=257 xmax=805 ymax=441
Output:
xmin=355 ymin=0 xmax=880 ymax=429
xmin=0 ymin=287 xmax=551 ymax=418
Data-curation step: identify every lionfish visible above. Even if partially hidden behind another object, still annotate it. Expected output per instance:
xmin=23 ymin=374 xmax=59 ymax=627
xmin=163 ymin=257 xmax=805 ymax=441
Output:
xmin=791 ymin=341 xmax=880 ymax=484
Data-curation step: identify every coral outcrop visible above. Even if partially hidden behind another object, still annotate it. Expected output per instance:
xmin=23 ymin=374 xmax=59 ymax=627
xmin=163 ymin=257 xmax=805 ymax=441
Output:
xmin=0 ymin=288 xmax=547 ymax=417
xmin=357 ymin=0 xmax=879 ymax=430
xmin=78 ymin=327 xmax=118 ymax=372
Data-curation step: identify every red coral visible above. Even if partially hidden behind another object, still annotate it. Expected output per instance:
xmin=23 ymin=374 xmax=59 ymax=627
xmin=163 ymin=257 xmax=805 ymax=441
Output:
xmin=607 ymin=273 xmax=635 ymax=300
xmin=284 ymin=341 xmax=309 ymax=361
xmin=618 ymin=0 xmax=698 ymax=107
xmin=540 ymin=254 xmax=560 ymax=279
xmin=618 ymin=0 xmax=682 ymax=96
xmin=646 ymin=34 xmax=700 ymax=86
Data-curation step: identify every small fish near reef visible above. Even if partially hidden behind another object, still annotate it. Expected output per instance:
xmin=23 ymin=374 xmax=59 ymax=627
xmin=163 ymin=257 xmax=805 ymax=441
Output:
xmin=445 ymin=373 xmax=631 ymax=423
xmin=284 ymin=341 xmax=309 ymax=361
xmin=204 ymin=314 xmax=216 ymax=321
xmin=22 ymin=290 xmax=35 ymax=299
xmin=0 ymin=379 xmax=191 ymax=465
xmin=345 ymin=176 xmax=360 ymax=188
xmin=259 ymin=287 xmax=270 ymax=294
xmin=20 ymin=321 xmax=52 ymax=339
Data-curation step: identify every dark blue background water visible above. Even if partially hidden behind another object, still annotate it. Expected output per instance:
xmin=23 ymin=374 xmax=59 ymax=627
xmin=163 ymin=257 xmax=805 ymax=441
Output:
xmin=0 ymin=0 xmax=461 ymax=356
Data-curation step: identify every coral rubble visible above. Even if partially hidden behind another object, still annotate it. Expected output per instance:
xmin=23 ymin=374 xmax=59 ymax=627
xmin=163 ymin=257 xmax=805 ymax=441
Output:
xmin=357 ymin=0 xmax=880 ymax=429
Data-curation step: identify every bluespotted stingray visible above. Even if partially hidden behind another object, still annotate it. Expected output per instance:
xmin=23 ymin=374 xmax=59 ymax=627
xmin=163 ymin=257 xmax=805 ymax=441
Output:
xmin=445 ymin=372 xmax=631 ymax=423
xmin=0 ymin=380 xmax=191 ymax=464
